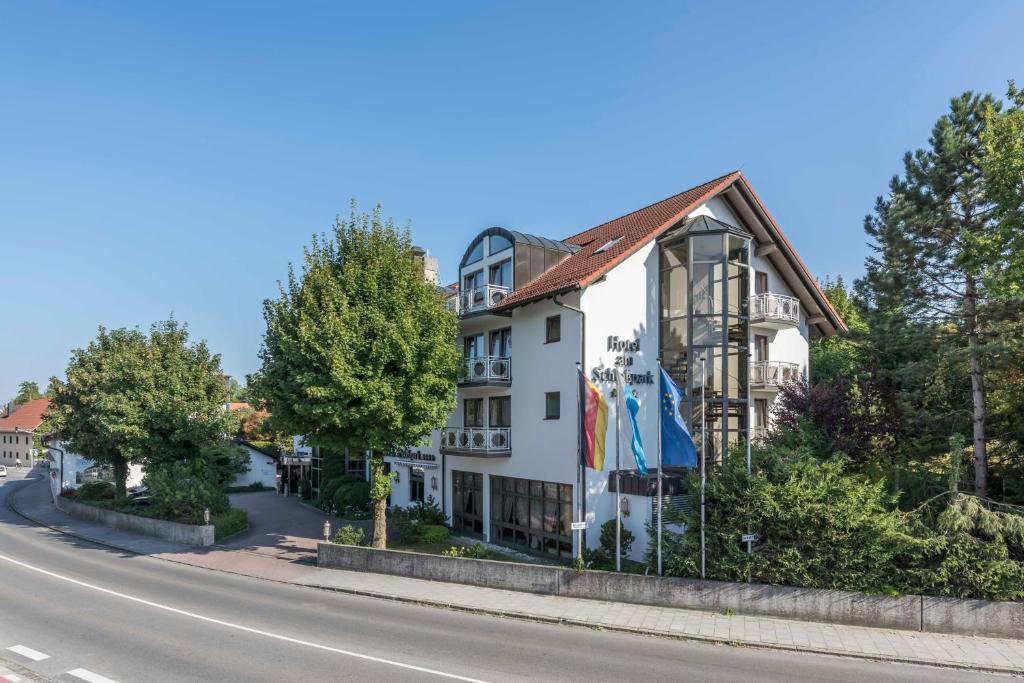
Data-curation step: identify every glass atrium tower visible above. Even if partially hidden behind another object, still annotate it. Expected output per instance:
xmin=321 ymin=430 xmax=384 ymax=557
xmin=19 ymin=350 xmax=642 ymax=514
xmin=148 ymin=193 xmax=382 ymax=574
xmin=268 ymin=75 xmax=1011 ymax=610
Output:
xmin=659 ymin=215 xmax=752 ymax=466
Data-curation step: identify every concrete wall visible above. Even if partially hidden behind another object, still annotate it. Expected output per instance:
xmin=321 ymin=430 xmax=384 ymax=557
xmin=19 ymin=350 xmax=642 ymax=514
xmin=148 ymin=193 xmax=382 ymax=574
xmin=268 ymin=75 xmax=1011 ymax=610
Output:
xmin=57 ymin=496 xmax=214 ymax=546
xmin=317 ymin=543 xmax=1024 ymax=639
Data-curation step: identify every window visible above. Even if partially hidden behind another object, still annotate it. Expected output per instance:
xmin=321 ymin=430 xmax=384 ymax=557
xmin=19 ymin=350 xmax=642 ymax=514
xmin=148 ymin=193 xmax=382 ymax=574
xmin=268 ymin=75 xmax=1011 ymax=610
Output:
xmin=754 ymin=335 xmax=769 ymax=362
xmin=489 ymin=327 xmax=511 ymax=357
xmin=593 ymin=236 xmax=622 ymax=254
xmin=489 ymin=234 xmax=513 ymax=254
xmin=489 ymin=259 xmax=511 ymax=288
xmin=463 ymin=269 xmax=483 ymax=293
xmin=410 ymin=467 xmax=425 ymax=504
xmin=465 ymin=240 xmax=484 ymax=265
xmin=489 ymin=396 xmax=511 ymax=428
xmin=545 ymin=315 xmax=561 ymax=343
xmin=544 ymin=392 xmax=560 ymax=420
xmin=463 ymin=334 xmax=484 ymax=358
xmin=452 ymin=470 xmax=484 ymax=537
xmin=464 ymin=399 xmax=484 ymax=427
xmin=755 ymin=271 xmax=768 ymax=295
xmin=754 ymin=399 xmax=769 ymax=428
xmin=490 ymin=475 xmax=573 ymax=558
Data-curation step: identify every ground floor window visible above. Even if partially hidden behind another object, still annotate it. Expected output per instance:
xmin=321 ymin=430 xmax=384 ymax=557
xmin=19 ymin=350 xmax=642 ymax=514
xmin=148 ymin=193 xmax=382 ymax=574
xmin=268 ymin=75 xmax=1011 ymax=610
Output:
xmin=311 ymin=447 xmax=322 ymax=492
xmin=452 ymin=470 xmax=483 ymax=537
xmin=410 ymin=466 xmax=425 ymax=503
xmin=490 ymin=475 xmax=573 ymax=559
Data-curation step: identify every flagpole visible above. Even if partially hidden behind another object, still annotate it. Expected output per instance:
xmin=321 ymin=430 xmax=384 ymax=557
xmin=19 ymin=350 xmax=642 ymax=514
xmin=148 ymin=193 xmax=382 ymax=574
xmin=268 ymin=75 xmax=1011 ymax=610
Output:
xmin=656 ymin=358 xmax=663 ymax=577
xmin=615 ymin=373 xmax=622 ymax=573
xmin=700 ymin=355 xmax=706 ymax=580
xmin=576 ymin=362 xmax=584 ymax=564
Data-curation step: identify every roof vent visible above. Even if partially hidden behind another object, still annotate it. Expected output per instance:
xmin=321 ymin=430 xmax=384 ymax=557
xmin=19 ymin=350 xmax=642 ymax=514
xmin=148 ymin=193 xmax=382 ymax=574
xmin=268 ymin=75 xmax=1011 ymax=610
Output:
xmin=593 ymin=237 xmax=622 ymax=254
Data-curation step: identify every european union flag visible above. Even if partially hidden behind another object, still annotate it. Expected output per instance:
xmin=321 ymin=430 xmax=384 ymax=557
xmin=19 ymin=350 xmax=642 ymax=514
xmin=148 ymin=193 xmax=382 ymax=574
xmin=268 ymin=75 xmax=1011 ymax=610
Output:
xmin=659 ymin=367 xmax=698 ymax=468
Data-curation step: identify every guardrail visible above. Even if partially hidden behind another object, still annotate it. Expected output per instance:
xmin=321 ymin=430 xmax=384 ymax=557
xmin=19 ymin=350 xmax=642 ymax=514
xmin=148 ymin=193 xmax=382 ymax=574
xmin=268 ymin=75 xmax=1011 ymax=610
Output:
xmin=750 ymin=293 xmax=800 ymax=325
xmin=441 ymin=427 xmax=511 ymax=454
xmin=448 ymin=284 xmax=511 ymax=315
xmin=751 ymin=360 xmax=800 ymax=388
xmin=458 ymin=356 xmax=511 ymax=384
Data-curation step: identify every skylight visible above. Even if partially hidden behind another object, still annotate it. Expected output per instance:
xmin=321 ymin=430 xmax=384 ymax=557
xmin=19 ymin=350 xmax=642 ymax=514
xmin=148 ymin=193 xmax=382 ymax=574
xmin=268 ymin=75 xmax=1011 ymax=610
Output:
xmin=593 ymin=237 xmax=622 ymax=254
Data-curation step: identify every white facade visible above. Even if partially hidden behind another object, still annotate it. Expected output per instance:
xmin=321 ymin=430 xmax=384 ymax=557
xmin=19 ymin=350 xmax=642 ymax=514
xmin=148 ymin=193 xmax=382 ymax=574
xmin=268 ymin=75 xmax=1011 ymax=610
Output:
xmin=383 ymin=175 xmax=841 ymax=563
xmin=231 ymin=443 xmax=279 ymax=489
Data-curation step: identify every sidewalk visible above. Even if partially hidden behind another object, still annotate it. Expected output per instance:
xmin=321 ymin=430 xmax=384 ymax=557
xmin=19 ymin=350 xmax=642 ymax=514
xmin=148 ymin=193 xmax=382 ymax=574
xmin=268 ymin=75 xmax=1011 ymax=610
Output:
xmin=9 ymin=477 xmax=1024 ymax=675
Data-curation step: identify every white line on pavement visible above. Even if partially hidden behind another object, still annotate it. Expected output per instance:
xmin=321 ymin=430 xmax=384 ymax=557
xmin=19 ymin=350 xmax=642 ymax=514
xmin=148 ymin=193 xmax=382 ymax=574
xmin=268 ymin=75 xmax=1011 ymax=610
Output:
xmin=0 ymin=553 xmax=489 ymax=683
xmin=67 ymin=668 xmax=118 ymax=683
xmin=6 ymin=645 xmax=49 ymax=662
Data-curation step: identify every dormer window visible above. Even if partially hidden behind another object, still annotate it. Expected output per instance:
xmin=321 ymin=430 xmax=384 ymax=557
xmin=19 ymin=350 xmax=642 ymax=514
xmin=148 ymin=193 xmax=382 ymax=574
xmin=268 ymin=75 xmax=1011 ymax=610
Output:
xmin=465 ymin=241 xmax=484 ymax=265
xmin=489 ymin=234 xmax=513 ymax=254
xmin=593 ymin=237 xmax=622 ymax=254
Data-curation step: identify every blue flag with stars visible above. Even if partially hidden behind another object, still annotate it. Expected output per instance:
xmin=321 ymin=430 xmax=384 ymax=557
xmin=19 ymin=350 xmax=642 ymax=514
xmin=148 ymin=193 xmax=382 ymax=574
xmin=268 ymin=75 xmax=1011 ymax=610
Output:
xmin=660 ymin=366 xmax=698 ymax=468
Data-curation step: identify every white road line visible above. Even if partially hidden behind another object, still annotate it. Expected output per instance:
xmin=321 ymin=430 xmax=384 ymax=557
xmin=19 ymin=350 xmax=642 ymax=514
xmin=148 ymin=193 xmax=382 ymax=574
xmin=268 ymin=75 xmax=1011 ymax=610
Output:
xmin=6 ymin=645 xmax=49 ymax=662
xmin=67 ymin=668 xmax=118 ymax=683
xmin=0 ymin=553 xmax=488 ymax=683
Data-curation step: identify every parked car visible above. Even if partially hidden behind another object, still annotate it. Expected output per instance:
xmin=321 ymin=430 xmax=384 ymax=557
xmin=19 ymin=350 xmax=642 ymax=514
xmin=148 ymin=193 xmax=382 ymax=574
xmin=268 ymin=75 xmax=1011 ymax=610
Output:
xmin=0 ymin=465 xmax=7 ymax=478
xmin=127 ymin=485 xmax=149 ymax=500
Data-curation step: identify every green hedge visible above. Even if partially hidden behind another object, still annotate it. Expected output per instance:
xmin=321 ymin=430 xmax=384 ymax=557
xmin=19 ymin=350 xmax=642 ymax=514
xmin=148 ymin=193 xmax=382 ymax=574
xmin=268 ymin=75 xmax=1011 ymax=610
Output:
xmin=212 ymin=508 xmax=249 ymax=541
xmin=76 ymin=481 xmax=116 ymax=501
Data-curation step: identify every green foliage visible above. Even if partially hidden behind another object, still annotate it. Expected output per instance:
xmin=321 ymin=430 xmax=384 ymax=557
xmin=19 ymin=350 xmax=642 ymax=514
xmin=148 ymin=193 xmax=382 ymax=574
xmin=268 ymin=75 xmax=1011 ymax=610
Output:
xmin=75 ymin=481 xmax=116 ymax=501
xmin=224 ymin=482 xmax=272 ymax=493
xmin=414 ymin=524 xmax=450 ymax=544
xmin=300 ymin=477 xmax=313 ymax=500
xmin=144 ymin=462 xmax=229 ymax=524
xmin=212 ymin=508 xmax=248 ymax=541
xmin=49 ymin=320 xmax=233 ymax=497
xmin=584 ymin=519 xmax=636 ymax=570
xmin=391 ymin=503 xmax=450 ymax=544
xmin=332 ymin=481 xmax=371 ymax=513
xmin=332 ymin=524 xmax=367 ymax=546
xmin=201 ymin=442 xmax=250 ymax=488
xmin=13 ymin=380 xmax=44 ymax=405
xmin=441 ymin=544 xmax=489 ymax=559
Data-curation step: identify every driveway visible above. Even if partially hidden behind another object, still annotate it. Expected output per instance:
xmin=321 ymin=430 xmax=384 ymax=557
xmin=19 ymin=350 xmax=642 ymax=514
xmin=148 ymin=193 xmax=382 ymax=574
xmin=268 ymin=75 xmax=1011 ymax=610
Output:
xmin=224 ymin=491 xmax=369 ymax=563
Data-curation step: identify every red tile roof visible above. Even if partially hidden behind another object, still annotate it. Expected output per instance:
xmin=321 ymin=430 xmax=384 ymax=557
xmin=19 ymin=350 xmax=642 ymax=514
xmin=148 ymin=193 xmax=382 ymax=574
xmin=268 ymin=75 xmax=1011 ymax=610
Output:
xmin=0 ymin=398 xmax=51 ymax=432
xmin=496 ymin=171 xmax=742 ymax=309
xmin=226 ymin=402 xmax=252 ymax=412
xmin=494 ymin=171 xmax=845 ymax=333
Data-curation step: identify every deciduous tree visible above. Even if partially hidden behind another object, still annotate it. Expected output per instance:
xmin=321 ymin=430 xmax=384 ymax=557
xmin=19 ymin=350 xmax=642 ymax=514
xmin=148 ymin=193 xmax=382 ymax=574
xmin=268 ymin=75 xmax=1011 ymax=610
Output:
xmin=252 ymin=203 xmax=459 ymax=548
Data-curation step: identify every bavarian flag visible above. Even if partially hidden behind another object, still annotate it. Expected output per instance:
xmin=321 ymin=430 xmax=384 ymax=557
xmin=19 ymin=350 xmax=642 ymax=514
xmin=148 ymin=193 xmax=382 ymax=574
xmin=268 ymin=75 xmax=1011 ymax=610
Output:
xmin=579 ymin=369 xmax=609 ymax=470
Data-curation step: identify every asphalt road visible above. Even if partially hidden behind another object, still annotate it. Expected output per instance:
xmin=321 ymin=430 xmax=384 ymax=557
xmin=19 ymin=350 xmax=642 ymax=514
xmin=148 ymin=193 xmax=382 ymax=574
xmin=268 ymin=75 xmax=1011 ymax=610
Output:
xmin=0 ymin=471 xmax=1013 ymax=683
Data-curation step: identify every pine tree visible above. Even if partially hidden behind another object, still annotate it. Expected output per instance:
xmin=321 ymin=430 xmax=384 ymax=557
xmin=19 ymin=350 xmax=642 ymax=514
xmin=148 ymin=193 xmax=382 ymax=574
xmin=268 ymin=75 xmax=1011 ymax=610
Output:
xmin=859 ymin=92 xmax=1010 ymax=496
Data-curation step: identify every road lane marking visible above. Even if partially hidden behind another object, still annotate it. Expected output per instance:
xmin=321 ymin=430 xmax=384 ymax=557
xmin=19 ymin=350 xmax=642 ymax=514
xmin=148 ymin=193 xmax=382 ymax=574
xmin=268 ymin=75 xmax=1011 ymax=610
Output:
xmin=67 ymin=669 xmax=118 ymax=683
xmin=0 ymin=553 xmax=489 ymax=683
xmin=5 ymin=646 xmax=48 ymax=662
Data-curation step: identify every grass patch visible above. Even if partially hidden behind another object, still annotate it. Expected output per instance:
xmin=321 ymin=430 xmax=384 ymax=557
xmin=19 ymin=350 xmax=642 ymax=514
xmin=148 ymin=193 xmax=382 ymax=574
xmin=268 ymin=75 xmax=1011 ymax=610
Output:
xmin=212 ymin=507 xmax=249 ymax=541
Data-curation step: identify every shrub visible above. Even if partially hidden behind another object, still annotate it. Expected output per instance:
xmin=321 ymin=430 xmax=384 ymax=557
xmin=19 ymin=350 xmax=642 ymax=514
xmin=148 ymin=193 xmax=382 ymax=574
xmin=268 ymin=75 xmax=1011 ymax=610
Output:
xmin=76 ymin=481 xmax=116 ymax=501
xmin=300 ymin=477 xmax=313 ymax=500
xmin=441 ymin=543 xmax=489 ymax=558
xmin=414 ymin=524 xmax=450 ymax=544
xmin=333 ymin=481 xmax=371 ymax=513
xmin=333 ymin=524 xmax=367 ymax=546
xmin=212 ymin=508 xmax=248 ymax=541
xmin=145 ymin=463 xmax=229 ymax=524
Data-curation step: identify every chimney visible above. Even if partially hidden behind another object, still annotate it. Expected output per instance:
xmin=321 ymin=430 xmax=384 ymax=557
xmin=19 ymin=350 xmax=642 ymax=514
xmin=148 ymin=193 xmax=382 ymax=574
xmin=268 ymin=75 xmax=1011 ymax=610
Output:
xmin=412 ymin=246 xmax=440 ymax=286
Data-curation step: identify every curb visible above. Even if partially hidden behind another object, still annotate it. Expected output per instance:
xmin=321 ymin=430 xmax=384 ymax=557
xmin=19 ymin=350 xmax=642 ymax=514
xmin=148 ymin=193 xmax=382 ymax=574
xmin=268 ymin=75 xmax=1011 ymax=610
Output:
xmin=7 ymin=478 xmax=1021 ymax=677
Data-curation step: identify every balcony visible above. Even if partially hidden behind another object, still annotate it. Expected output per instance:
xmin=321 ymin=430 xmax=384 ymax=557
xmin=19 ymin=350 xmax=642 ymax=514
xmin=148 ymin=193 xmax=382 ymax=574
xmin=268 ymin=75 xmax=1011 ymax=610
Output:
xmin=440 ymin=427 xmax=511 ymax=457
xmin=448 ymin=284 xmax=511 ymax=316
xmin=750 ymin=293 xmax=800 ymax=329
xmin=458 ymin=355 xmax=511 ymax=386
xmin=750 ymin=426 xmax=769 ymax=444
xmin=751 ymin=360 xmax=800 ymax=391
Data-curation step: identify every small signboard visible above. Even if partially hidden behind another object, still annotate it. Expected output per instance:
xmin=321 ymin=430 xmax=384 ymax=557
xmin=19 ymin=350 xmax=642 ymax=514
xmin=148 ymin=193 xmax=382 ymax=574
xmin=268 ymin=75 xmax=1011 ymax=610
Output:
xmin=741 ymin=533 xmax=760 ymax=543
xmin=571 ymin=521 xmax=587 ymax=531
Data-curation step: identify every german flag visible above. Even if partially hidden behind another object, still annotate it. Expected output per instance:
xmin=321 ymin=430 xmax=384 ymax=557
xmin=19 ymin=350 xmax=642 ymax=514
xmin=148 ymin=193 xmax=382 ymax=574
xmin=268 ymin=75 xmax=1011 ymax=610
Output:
xmin=578 ymin=369 xmax=609 ymax=470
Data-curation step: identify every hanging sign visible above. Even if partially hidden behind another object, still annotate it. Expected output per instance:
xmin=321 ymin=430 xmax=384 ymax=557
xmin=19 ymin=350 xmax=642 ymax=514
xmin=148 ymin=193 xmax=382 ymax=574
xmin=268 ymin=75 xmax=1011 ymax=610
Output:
xmin=571 ymin=521 xmax=587 ymax=531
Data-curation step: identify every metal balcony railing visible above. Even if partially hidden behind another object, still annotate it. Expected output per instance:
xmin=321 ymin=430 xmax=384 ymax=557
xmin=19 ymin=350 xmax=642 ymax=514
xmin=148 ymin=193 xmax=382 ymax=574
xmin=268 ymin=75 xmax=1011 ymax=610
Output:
xmin=751 ymin=360 xmax=801 ymax=389
xmin=441 ymin=427 xmax=511 ymax=454
xmin=458 ymin=356 xmax=511 ymax=384
xmin=448 ymin=284 xmax=511 ymax=315
xmin=750 ymin=426 xmax=769 ymax=444
xmin=750 ymin=293 xmax=800 ymax=325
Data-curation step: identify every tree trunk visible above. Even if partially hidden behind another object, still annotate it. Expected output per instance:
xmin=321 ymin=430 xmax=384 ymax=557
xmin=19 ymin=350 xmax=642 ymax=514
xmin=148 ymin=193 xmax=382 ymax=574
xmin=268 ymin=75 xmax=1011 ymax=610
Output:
xmin=965 ymin=274 xmax=988 ymax=497
xmin=370 ymin=456 xmax=388 ymax=549
xmin=113 ymin=456 xmax=128 ymax=498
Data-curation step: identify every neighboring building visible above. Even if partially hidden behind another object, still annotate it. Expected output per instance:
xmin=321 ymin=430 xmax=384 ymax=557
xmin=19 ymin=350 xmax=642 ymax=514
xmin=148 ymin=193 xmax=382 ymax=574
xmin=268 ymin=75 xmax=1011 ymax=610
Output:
xmin=312 ymin=175 xmax=846 ymax=561
xmin=0 ymin=398 xmax=51 ymax=468
xmin=232 ymin=440 xmax=280 ymax=489
xmin=49 ymin=440 xmax=145 ymax=494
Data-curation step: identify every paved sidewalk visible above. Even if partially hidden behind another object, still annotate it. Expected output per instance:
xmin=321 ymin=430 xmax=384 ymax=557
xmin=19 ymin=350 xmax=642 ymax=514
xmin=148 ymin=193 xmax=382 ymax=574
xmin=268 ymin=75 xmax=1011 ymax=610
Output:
xmin=8 ymin=476 xmax=1024 ymax=675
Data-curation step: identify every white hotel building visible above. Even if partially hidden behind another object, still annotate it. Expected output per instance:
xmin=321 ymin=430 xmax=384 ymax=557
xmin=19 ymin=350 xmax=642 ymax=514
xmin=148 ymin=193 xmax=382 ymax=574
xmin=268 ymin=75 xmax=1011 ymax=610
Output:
xmin=375 ymin=171 xmax=845 ymax=561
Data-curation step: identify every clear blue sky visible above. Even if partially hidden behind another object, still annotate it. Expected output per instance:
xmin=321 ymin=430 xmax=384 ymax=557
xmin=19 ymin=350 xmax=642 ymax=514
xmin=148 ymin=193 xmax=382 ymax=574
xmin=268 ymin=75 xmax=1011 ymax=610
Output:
xmin=1 ymin=1 xmax=1021 ymax=402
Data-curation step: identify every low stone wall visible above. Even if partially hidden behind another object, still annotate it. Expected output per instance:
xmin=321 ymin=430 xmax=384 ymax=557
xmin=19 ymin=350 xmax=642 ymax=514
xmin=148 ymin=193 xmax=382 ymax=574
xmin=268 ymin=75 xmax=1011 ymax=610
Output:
xmin=57 ymin=497 xmax=214 ymax=546
xmin=317 ymin=543 xmax=1024 ymax=638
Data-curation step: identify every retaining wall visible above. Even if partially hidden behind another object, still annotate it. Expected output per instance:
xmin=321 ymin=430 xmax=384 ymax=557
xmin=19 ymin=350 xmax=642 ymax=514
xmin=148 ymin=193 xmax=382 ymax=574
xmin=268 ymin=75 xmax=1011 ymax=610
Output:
xmin=317 ymin=543 xmax=1023 ymax=638
xmin=57 ymin=497 xmax=214 ymax=546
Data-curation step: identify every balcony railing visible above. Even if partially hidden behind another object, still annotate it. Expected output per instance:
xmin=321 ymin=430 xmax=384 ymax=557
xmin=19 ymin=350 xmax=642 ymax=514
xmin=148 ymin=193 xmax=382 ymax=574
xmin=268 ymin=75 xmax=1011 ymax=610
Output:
xmin=750 ymin=426 xmax=769 ymax=444
xmin=751 ymin=360 xmax=800 ymax=389
xmin=448 ymin=284 xmax=511 ymax=315
xmin=441 ymin=427 xmax=511 ymax=456
xmin=458 ymin=355 xmax=511 ymax=384
xmin=750 ymin=293 xmax=800 ymax=326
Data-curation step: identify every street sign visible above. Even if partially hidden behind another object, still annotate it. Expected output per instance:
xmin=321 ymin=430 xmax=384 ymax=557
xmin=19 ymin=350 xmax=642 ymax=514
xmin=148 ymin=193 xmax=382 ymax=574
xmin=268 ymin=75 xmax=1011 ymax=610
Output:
xmin=741 ymin=533 xmax=760 ymax=543
xmin=571 ymin=521 xmax=587 ymax=531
